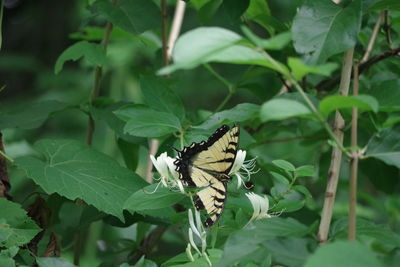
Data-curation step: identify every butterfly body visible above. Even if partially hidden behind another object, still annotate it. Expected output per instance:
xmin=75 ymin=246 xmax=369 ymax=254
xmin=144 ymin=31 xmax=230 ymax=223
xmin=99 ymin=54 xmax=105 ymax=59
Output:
xmin=174 ymin=125 xmax=240 ymax=227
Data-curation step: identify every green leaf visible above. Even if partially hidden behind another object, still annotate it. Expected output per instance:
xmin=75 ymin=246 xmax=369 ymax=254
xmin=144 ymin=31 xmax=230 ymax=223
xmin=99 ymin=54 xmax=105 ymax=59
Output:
xmin=295 ymin=165 xmax=316 ymax=177
xmin=244 ymin=0 xmax=287 ymax=34
xmin=0 ymin=256 xmax=14 ymax=267
xmin=366 ymin=124 xmax=400 ymax=168
xmin=272 ymin=159 xmax=296 ymax=172
xmin=371 ymin=0 xmax=400 ymax=11
xmin=124 ymin=184 xmax=186 ymax=212
xmin=196 ymin=103 xmax=260 ymax=129
xmin=221 ymin=0 xmax=250 ymax=23
xmin=114 ymin=105 xmax=181 ymax=137
xmin=160 ymin=27 xmax=242 ymax=71
xmin=54 ymin=41 xmax=106 ymax=74
xmin=293 ymin=185 xmax=313 ymax=200
xmin=367 ymin=79 xmax=400 ymax=111
xmin=260 ymin=99 xmax=312 ymax=122
xmin=140 ymin=76 xmax=185 ymax=121
xmin=37 ymin=257 xmax=77 ymax=267
xmin=117 ymin=138 xmax=140 ymax=171
xmin=157 ymin=27 xmax=289 ymax=75
xmin=198 ymin=0 xmax=223 ymax=23
xmin=319 ymin=95 xmax=379 ymax=116
xmin=304 ymin=241 xmax=383 ymax=267
xmin=15 ymin=139 xmax=148 ymax=221
xmin=263 ymin=238 xmax=311 ymax=267
xmin=292 ymin=0 xmax=362 ymax=64
xmin=331 ymin=218 xmax=400 ymax=249
xmin=91 ymin=0 xmax=160 ymax=34
xmin=242 ymin=26 xmax=291 ymax=50
xmin=0 ymin=247 xmax=18 ymax=267
xmin=273 ymin=199 xmax=305 ymax=212
xmin=0 ymin=100 xmax=70 ymax=130
xmin=288 ymin=57 xmax=338 ymax=80
xmin=219 ymin=218 xmax=308 ymax=267
xmin=270 ymin=171 xmax=290 ymax=185
xmin=122 ymin=256 xmax=158 ymax=267
xmin=0 ymin=198 xmax=41 ymax=248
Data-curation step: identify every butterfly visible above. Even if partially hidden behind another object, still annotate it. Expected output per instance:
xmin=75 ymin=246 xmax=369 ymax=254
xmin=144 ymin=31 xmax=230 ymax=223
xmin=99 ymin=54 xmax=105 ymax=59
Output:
xmin=174 ymin=125 xmax=240 ymax=227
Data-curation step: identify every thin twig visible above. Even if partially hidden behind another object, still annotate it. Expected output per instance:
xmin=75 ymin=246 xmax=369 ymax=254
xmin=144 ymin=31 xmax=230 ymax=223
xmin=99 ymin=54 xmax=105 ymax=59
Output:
xmin=258 ymin=49 xmax=348 ymax=153
xmin=145 ymin=0 xmax=170 ymax=183
xmin=204 ymin=64 xmax=233 ymax=89
xmin=140 ymin=1 xmax=186 ymax=262
xmin=161 ymin=0 xmax=169 ymax=67
xmin=145 ymin=139 xmax=159 ymax=183
xmin=361 ymin=11 xmax=384 ymax=64
xmin=86 ymin=17 xmax=115 ymax=145
xmin=0 ymin=133 xmax=12 ymax=200
xmin=77 ymin=2 xmax=116 ymax=263
xmin=383 ymin=10 xmax=392 ymax=48
xmin=130 ymin=225 xmax=167 ymax=264
xmin=348 ymin=64 xmax=359 ymax=241
xmin=167 ymin=0 xmax=186 ymax=60
xmin=203 ymin=64 xmax=234 ymax=112
xmin=316 ymin=46 xmax=400 ymax=91
xmin=317 ymin=49 xmax=354 ymax=244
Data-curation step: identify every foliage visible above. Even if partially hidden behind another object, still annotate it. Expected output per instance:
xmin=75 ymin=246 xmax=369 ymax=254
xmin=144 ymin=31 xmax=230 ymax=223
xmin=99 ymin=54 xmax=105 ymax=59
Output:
xmin=1 ymin=0 xmax=400 ymax=266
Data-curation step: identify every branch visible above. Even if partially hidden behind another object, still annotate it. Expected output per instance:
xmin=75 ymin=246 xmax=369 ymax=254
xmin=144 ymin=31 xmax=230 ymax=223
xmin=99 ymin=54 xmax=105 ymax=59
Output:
xmin=317 ymin=49 xmax=354 ymax=244
xmin=140 ymin=1 xmax=187 ymax=261
xmin=144 ymin=0 xmax=172 ymax=183
xmin=316 ymin=46 xmax=400 ymax=91
xmin=361 ymin=11 xmax=384 ymax=64
xmin=383 ymin=10 xmax=392 ymax=48
xmin=348 ymin=64 xmax=359 ymax=241
xmin=166 ymin=0 xmax=186 ymax=60
xmin=130 ymin=225 xmax=168 ymax=264
xmin=78 ymin=3 xmax=117 ymax=263
xmin=0 ymin=132 xmax=12 ymax=200
xmin=86 ymin=1 xmax=116 ymax=146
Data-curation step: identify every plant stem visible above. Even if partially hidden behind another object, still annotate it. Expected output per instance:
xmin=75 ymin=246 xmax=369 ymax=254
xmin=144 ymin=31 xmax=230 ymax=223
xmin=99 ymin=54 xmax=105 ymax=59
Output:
xmin=145 ymin=140 xmax=159 ymax=183
xmin=204 ymin=63 xmax=233 ymax=89
xmin=348 ymin=63 xmax=359 ymax=241
xmin=0 ymin=149 xmax=13 ymax=163
xmin=361 ymin=11 xmax=384 ymax=63
xmin=130 ymin=226 xmax=168 ymax=264
xmin=203 ymin=64 xmax=234 ymax=112
xmin=291 ymin=80 xmax=348 ymax=154
xmin=77 ymin=3 xmax=116 ymax=263
xmin=161 ymin=0 xmax=169 ymax=67
xmin=383 ymin=10 xmax=392 ymax=48
xmin=316 ymin=45 xmax=400 ymax=92
xmin=317 ymin=48 xmax=354 ymax=244
xmin=215 ymin=92 xmax=234 ymax=113
xmin=86 ymin=1 xmax=116 ymax=146
xmin=0 ymin=132 xmax=12 ymax=200
xmin=261 ymin=50 xmax=348 ymax=154
xmin=145 ymin=0 xmax=170 ymax=183
xmin=167 ymin=0 xmax=186 ymax=60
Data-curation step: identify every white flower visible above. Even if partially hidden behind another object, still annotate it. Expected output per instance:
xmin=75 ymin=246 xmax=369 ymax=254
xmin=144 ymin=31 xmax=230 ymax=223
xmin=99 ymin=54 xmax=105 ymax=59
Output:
xmin=187 ymin=209 xmax=207 ymax=254
xmin=150 ymin=152 xmax=184 ymax=193
xmin=229 ymin=150 xmax=258 ymax=189
xmin=187 ymin=209 xmax=211 ymax=266
xmin=245 ymin=192 xmax=271 ymax=224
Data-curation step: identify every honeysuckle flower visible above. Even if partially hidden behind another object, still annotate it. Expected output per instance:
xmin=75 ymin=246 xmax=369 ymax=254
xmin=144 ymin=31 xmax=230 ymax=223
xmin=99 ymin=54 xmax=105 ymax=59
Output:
xmin=187 ymin=209 xmax=211 ymax=265
xmin=245 ymin=192 xmax=271 ymax=225
xmin=150 ymin=152 xmax=184 ymax=193
xmin=229 ymin=150 xmax=258 ymax=189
